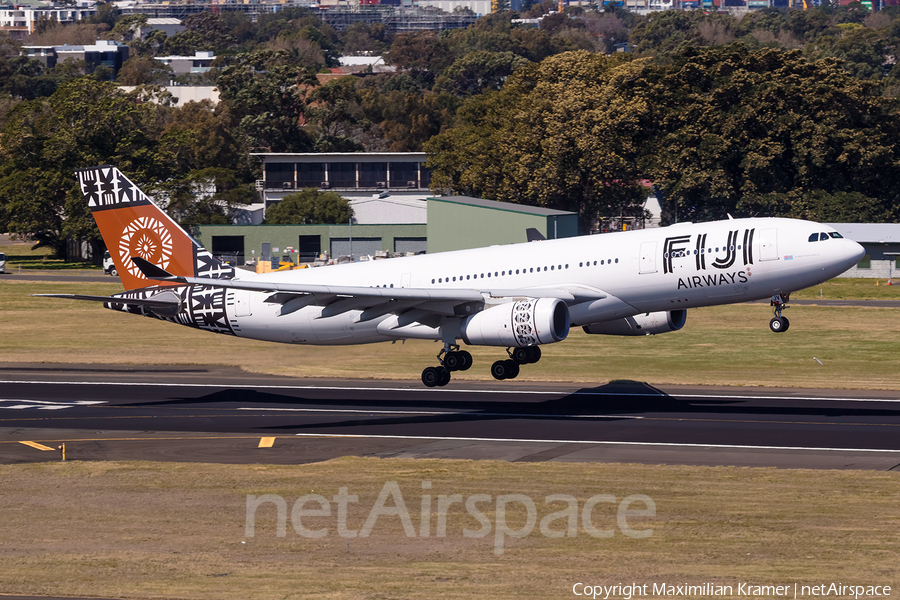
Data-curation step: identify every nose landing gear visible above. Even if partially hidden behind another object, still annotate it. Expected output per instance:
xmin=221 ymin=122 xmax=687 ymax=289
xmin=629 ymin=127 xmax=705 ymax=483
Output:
xmin=769 ymin=293 xmax=791 ymax=333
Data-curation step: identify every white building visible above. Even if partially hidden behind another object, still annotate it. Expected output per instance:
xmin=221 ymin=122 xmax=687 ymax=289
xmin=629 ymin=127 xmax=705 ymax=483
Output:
xmin=0 ymin=3 xmax=97 ymax=40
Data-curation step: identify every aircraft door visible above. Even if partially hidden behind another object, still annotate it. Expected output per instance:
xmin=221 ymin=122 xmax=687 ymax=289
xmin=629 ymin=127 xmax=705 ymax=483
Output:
xmin=759 ymin=228 xmax=779 ymax=261
xmin=231 ymin=290 xmax=252 ymax=317
xmin=639 ymin=241 xmax=658 ymax=274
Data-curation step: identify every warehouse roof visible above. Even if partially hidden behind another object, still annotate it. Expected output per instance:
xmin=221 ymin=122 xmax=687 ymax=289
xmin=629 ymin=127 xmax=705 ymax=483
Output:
xmin=828 ymin=223 xmax=900 ymax=244
xmin=429 ymin=196 xmax=575 ymax=217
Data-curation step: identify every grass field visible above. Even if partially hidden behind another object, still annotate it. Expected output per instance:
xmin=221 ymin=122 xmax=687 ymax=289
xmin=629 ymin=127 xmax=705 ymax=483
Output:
xmin=0 ymin=458 xmax=897 ymax=600
xmin=0 ymin=238 xmax=99 ymax=272
xmin=1 ymin=279 xmax=898 ymax=389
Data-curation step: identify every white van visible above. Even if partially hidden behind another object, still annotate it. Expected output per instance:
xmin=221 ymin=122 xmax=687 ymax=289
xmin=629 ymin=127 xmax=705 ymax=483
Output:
xmin=0 ymin=252 xmax=6 ymax=273
xmin=102 ymin=250 xmax=117 ymax=276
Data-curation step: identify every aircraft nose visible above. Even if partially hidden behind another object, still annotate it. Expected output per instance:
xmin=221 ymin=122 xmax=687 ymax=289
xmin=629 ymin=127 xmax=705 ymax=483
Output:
xmin=846 ymin=240 xmax=865 ymax=264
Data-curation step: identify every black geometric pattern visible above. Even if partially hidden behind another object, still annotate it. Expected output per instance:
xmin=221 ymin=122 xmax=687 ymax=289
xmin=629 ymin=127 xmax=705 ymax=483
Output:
xmin=194 ymin=248 xmax=235 ymax=280
xmin=106 ymin=285 xmax=235 ymax=336
xmin=512 ymin=299 xmax=538 ymax=347
xmin=77 ymin=166 xmax=151 ymax=210
xmin=188 ymin=286 xmax=233 ymax=334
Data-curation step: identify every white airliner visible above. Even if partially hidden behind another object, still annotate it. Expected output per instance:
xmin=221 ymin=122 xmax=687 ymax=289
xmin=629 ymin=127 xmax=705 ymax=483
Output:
xmin=42 ymin=166 xmax=865 ymax=387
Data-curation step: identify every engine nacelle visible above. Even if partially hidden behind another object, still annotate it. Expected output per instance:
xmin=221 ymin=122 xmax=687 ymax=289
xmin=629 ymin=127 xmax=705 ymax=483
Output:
xmin=461 ymin=298 xmax=570 ymax=347
xmin=583 ymin=310 xmax=686 ymax=336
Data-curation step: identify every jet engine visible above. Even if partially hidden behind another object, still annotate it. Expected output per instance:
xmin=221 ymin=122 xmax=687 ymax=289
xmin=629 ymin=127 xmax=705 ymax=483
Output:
xmin=583 ymin=310 xmax=686 ymax=336
xmin=461 ymin=298 xmax=570 ymax=347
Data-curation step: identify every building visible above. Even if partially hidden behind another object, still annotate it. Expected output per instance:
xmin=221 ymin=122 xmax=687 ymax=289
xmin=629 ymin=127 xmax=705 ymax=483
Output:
xmin=154 ymin=50 xmax=216 ymax=75
xmin=137 ymin=17 xmax=185 ymax=38
xmin=828 ymin=223 xmax=900 ymax=279
xmin=199 ymin=151 xmax=580 ymax=265
xmin=0 ymin=3 xmax=97 ymax=40
xmin=255 ymin=151 xmax=433 ymax=220
xmin=22 ymin=40 xmax=129 ymax=76
xmin=427 ymin=196 xmax=578 ymax=253
xmin=119 ymin=85 xmax=221 ymax=105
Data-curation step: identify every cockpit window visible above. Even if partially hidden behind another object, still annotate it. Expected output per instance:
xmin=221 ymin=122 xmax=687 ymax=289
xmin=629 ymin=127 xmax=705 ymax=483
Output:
xmin=819 ymin=232 xmax=830 ymax=241
xmin=808 ymin=233 xmax=818 ymax=242
xmin=829 ymin=232 xmax=843 ymax=239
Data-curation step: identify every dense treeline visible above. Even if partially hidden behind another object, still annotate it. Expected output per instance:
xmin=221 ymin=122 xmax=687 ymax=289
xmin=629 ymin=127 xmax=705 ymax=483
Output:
xmin=1 ymin=2 xmax=899 ymax=255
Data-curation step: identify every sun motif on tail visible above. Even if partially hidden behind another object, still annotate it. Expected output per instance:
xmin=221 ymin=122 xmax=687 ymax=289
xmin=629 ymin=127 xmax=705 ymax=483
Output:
xmin=118 ymin=216 xmax=173 ymax=279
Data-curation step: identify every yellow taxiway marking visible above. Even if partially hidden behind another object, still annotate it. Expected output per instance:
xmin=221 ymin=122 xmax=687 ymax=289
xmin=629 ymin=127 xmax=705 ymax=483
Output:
xmin=19 ymin=441 xmax=55 ymax=451
xmin=258 ymin=437 xmax=276 ymax=448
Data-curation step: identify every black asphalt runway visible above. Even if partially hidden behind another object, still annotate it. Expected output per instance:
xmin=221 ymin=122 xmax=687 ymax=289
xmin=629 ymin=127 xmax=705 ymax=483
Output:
xmin=2 ymin=363 xmax=899 ymax=470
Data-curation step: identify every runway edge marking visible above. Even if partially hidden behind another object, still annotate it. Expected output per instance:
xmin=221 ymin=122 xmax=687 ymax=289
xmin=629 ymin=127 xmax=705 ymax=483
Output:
xmin=291 ymin=433 xmax=900 ymax=454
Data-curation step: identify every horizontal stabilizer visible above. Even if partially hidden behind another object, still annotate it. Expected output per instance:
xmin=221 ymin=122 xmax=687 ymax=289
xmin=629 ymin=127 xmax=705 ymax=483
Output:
xmin=131 ymin=256 xmax=180 ymax=281
xmin=33 ymin=293 xmax=181 ymax=309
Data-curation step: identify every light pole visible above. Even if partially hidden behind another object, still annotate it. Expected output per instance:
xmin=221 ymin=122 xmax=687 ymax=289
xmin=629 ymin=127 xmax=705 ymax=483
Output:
xmin=885 ymin=252 xmax=899 ymax=286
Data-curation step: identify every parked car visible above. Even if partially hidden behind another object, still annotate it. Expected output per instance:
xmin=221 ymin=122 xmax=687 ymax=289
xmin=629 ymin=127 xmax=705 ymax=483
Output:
xmin=102 ymin=250 xmax=117 ymax=276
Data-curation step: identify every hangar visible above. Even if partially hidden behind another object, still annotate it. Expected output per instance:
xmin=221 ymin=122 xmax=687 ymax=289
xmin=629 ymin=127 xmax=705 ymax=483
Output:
xmin=194 ymin=152 xmax=579 ymax=266
xmin=829 ymin=223 xmax=900 ymax=279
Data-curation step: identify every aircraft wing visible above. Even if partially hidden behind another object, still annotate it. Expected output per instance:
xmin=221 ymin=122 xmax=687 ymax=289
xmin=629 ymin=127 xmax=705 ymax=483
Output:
xmin=131 ymin=257 xmax=605 ymax=320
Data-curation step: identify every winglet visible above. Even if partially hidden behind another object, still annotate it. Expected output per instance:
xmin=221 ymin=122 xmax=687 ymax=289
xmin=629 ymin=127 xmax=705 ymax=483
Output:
xmin=131 ymin=256 xmax=184 ymax=282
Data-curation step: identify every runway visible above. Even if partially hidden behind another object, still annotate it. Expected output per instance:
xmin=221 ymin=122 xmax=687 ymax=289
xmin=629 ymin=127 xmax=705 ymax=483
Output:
xmin=1 ymin=363 xmax=899 ymax=470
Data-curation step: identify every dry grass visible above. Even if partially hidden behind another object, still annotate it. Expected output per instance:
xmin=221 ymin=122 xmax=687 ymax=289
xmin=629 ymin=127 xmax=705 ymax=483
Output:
xmin=0 ymin=458 xmax=897 ymax=600
xmin=1 ymin=279 xmax=899 ymax=389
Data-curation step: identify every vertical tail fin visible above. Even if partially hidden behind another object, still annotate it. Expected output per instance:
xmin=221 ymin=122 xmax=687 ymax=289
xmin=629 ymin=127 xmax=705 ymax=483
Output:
xmin=77 ymin=166 xmax=234 ymax=291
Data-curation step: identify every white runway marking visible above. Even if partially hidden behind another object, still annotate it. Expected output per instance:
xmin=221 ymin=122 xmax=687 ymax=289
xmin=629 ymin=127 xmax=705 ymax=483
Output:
xmin=2 ymin=380 xmax=898 ymax=403
xmin=237 ymin=407 xmax=642 ymax=419
xmin=292 ymin=432 xmax=900 ymax=454
xmin=0 ymin=399 xmax=107 ymax=411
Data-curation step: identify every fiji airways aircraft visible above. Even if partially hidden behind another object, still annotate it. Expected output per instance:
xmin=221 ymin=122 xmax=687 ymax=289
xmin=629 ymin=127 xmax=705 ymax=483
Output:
xmin=43 ymin=166 xmax=865 ymax=387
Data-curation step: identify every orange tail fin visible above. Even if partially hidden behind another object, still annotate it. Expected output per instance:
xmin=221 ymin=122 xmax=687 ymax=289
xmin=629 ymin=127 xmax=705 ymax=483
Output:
xmin=77 ymin=166 xmax=234 ymax=291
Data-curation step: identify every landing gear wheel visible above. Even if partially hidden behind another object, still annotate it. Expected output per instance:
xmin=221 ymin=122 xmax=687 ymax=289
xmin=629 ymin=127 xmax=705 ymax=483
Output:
xmin=444 ymin=352 xmax=462 ymax=371
xmin=769 ymin=317 xmax=787 ymax=333
xmin=780 ymin=316 xmax=790 ymax=332
xmin=458 ymin=351 xmax=473 ymax=371
xmin=504 ymin=360 xmax=520 ymax=379
xmin=511 ymin=347 xmax=530 ymax=364
xmin=491 ymin=360 xmax=509 ymax=380
xmin=437 ymin=369 xmax=451 ymax=387
xmin=422 ymin=366 xmax=441 ymax=387
xmin=528 ymin=346 xmax=541 ymax=364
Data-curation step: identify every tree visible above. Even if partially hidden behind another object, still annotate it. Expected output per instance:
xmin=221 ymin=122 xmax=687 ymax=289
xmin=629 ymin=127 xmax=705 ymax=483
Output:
xmin=0 ymin=78 xmax=165 ymax=256
xmin=635 ymin=44 xmax=900 ymax=223
xmin=427 ymin=51 xmax=652 ymax=232
xmin=116 ymin=55 xmax=172 ymax=85
xmin=434 ymin=51 xmax=529 ymax=96
xmin=264 ymin=188 xmax=352 ymax=224
xmin=215 ymin=50 xmax=318 ymax=152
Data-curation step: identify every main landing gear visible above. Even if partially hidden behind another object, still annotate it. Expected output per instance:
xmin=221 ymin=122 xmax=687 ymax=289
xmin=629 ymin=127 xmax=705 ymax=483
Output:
xmin=769 ymin=293 xmax=791 ymax=333
xmin=420 ymin=345 xmax=544 ymax=386
xmin=490 ymin=346 xmax=542 ymax=381
xmin=421 ymin=345 xmax=472 ymax=388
